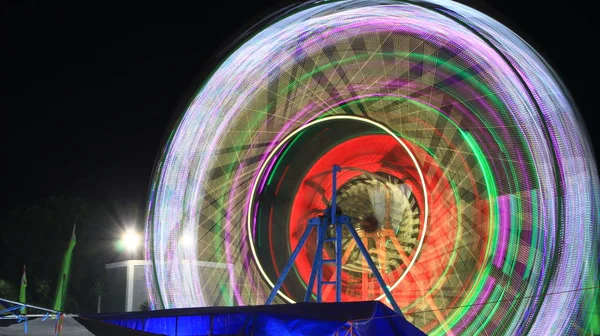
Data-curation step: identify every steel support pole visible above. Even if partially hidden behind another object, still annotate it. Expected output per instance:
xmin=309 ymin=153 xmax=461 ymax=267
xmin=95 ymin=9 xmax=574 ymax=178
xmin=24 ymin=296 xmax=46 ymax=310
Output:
xmin=315 ymin=222 xmax=326 ymax=302
xmin=266 ymin=223 xmax=314 ymax=304
xmin=332 ymin=165 xmax=342 ymax=302
xmin=304 ymin=218 xmax=323 ymax=302
xmin=344 ymin=221 xmax=402 ymax=314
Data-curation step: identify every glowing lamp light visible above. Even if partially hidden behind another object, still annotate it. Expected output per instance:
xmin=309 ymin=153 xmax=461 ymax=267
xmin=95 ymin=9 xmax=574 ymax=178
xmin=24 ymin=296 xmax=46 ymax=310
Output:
xmin=121 ymin=229 xmax=141 ymax=253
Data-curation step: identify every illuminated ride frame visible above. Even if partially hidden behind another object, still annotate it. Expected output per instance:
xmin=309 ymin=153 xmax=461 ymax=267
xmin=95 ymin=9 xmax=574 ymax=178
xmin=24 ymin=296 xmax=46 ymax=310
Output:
xmin=265 ymin=165 xmax=402 ymax=314
xmin=145 ymin=1 xmax=600 ymax=334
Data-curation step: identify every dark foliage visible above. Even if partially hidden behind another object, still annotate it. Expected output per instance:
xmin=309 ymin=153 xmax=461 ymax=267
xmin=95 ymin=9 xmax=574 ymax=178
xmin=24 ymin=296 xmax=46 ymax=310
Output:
xmin=0 ymin=196 xmax=117 ymax=313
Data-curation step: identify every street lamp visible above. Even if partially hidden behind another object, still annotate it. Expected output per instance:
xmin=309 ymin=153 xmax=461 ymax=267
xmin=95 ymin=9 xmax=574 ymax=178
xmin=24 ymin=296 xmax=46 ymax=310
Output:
xmin=119 ymin=228 xmax=141 ymax=260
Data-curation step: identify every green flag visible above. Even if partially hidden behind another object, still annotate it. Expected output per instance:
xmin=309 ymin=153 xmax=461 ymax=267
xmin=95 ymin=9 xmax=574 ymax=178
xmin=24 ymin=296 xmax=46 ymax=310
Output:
xmin=19 ymin=265 xmax=26 ymax=314
xmin=53 ymin=224 xmax=76 ymax=312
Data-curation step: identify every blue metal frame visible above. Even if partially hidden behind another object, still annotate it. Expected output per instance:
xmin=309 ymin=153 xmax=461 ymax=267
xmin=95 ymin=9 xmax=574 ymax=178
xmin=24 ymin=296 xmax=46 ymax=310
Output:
xmin=0 ymin=297 xmax=61 ymax=334
xmin=332 ymin=165 xmax=342 ymax=302
xmin=265 ymin=222 xmax=314 ymax=304
xmin=266 ymin=165 xmax=402 ymax=314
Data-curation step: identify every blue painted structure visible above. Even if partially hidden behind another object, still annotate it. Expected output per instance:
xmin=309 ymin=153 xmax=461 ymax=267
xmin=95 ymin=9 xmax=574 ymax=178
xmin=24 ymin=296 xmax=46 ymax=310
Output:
xmin=0 ymin=297 xmax=61 ymax=335
xmin=82 ymin=301 xmax=425 ymax=335
xmin=266 ymin=165 xmax=402 ymax=314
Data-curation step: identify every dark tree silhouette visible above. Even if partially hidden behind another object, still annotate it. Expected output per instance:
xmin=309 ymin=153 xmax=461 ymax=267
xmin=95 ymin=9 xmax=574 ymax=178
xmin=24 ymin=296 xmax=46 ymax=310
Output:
xmin=0 ymin=196 xmax=118 ymax=313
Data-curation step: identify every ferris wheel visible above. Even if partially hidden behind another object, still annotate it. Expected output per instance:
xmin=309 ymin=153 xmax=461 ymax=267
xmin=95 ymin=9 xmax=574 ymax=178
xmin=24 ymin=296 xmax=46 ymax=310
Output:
xmin=144 ymin=1 xmax=600 ymax=334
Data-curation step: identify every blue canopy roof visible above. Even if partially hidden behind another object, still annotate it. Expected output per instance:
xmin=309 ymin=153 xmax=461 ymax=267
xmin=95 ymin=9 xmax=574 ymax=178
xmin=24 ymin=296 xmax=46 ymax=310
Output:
xmin=80 ymin=301 xmax=426 ymax=335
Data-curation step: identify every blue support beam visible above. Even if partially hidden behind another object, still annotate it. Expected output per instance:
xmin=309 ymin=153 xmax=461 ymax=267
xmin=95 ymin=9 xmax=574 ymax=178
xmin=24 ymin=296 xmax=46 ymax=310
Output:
xmin=316 ymin=223 xmax=324 ymax=302
xmin=266 ymin=223 xmax=314 ymax=304
xmin=0 ymin=297 xmax=60 ymax=334
xmin=266 ymin=164 xmax=402 ymax=316
xmin=304 ymin=217 xmax=323 ymax=302
xmin=331 ymin=165 xmax=343 ymax=303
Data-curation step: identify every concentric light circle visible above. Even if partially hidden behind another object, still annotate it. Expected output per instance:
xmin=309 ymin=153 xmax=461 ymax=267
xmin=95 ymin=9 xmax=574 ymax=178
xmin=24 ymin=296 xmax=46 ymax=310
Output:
xmin=145 ymin=1 xmax=600 ymax=334
xmin=247 ymin=115 xmax=429 ymax=303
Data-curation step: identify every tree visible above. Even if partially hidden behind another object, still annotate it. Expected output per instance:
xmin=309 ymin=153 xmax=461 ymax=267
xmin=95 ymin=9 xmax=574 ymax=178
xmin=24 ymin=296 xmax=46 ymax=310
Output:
xmin=0 ymin=279 xmax=18 ymax=301
xmin=0 ymin=195 xmax=118 ymax=312
xmin=139 ymin=299 xmax=150 ymax=311
xmin=33 ymin=279 xmax=51 ymax=305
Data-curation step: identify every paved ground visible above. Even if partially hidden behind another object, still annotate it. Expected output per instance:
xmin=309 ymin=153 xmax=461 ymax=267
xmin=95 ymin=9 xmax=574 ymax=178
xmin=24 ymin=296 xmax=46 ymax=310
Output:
xmin=0 ymin=316 xmax=94 ymax=336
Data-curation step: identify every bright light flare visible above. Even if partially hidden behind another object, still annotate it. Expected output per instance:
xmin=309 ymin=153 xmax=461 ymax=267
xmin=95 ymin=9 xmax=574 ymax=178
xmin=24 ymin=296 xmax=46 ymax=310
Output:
xmin=180 ymin=234 xmax=193 ymax=248
xmin=121 ymin=229 xmax=141 ymax=253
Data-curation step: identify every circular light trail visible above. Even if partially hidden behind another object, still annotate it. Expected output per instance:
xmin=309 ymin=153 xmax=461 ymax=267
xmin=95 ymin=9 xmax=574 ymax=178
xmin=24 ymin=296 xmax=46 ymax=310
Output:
xmin=247 ymin=115 xmax=429 ymax=303
xmin=145 ymin=1 xmax=600 ymax=334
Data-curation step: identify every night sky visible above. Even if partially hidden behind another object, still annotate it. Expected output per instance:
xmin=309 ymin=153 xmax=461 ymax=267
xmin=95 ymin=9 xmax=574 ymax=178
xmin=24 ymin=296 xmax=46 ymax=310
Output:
xmin=2 ymin=1 xmax=599 ymax=232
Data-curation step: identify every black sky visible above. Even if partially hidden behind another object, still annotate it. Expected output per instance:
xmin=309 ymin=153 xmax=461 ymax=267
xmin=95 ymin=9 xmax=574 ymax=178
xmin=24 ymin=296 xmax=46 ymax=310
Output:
xmin=2 ymin=1 xmax=599 ymax=230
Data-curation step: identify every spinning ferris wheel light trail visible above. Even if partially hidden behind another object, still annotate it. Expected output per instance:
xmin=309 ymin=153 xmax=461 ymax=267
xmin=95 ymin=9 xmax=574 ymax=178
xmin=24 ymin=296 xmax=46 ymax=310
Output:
xmin=144 ymin=0 xmax=600 ymax=334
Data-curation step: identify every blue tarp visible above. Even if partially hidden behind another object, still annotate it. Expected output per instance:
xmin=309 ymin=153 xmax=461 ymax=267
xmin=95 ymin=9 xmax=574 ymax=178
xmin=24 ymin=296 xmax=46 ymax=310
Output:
xmin=81 ymin=301 xmax=425 ymax=335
